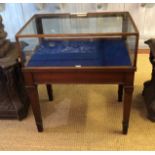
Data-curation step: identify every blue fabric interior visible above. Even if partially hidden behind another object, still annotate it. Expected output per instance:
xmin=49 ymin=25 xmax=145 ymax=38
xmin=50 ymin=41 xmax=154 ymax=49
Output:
xmin=27 ymin=39 xmax=131 ymax=67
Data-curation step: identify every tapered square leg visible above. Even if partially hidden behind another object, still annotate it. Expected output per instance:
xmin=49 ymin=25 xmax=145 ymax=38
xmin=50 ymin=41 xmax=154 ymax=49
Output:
xmin=46 ymin=84 xmax=53 ymax=101
xmin=122 ymin=85 xmax=134 ymax=134
xmin=26 ymin=85 xmax=43 ymax=132
xmin=118 ymin=84 xmax=124 ymax=102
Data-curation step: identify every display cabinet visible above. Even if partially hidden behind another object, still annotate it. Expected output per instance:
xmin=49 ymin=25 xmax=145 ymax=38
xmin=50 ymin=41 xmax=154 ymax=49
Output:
xmin=16 ymin=12 xmax=139 ymax=134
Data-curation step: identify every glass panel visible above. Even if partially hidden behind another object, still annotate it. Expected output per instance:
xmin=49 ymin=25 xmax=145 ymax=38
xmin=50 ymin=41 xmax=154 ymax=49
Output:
xmin=122 ymin=14 xmax=136 ymax=33
xmin=19 ymin=18 xmax=38 ymax=35
xmin=19 ymin=13 xmax=136 ymax=36
xmin=126 ymin=35 xmax=137 ymax=66
xmin=19 ymin=37 xmax=39 ymax=66
xmin=19 ymin=37 xmax=134 ymax=67
xmin=42 ymin=16 xmax=123 ymax=34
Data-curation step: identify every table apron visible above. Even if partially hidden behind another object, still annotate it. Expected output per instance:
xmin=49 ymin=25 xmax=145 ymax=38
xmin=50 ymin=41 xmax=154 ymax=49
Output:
xmin=24 ymin=71 xmax=134 ymax=84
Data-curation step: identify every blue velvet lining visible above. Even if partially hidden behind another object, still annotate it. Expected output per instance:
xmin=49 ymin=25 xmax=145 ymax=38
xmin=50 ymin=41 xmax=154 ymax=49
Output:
xmin=27 ymin=39 xmax=131 ymax=67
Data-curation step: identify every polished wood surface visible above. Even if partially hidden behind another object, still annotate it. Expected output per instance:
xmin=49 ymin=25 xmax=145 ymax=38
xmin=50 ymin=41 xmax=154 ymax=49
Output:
xmin=22 ymin=66 xmax=135 ymax=134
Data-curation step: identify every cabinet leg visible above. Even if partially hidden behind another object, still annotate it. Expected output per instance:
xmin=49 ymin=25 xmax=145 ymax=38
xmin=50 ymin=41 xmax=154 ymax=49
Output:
xmin=122 ymin=85 xmax=134 ymax=134
xmin=118 ymin=84 xmax=123 ymax=102
xmin=27 ymin=85 xmax=43 ymax=132
xmin=46 ymin=84 xmax=53 ymax=101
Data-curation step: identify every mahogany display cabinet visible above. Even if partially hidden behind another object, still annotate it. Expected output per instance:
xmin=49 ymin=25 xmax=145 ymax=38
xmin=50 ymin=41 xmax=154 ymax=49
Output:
xmin=15 ymin=12 xmax=139 ymax=134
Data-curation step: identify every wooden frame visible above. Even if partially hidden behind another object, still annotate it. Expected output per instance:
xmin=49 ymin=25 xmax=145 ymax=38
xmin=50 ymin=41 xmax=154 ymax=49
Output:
xmin=16 ymin=12 xmax=139 ymax=134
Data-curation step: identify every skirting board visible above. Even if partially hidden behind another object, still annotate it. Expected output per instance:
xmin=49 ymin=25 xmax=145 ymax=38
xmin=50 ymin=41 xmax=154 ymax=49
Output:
xmin=138 ymin=49 xmax=149 ymax=54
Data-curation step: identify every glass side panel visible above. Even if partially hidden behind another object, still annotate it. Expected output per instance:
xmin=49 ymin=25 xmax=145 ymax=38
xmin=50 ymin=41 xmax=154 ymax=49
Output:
xmin=126 ymin=35 xmax=137 ymax=66
xmin=19 ymin=13 xmax=137 ymax=36
xmin=19 ymin=18 xmax=37 ymax=35
xmin=19 ymin=37 xmax=135 ymax=68
xmin=19 ymin=38 xmax=40 ymax=66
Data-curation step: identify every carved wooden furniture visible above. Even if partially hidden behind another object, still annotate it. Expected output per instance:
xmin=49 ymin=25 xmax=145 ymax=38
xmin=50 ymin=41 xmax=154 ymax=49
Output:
xmin=16 ymin=12 xmax=139 ymax=134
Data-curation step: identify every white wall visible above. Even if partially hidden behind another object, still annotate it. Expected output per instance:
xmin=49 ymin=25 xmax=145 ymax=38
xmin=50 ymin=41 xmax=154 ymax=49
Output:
xmin=0 ymin=3 xmax=155 ymax=48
